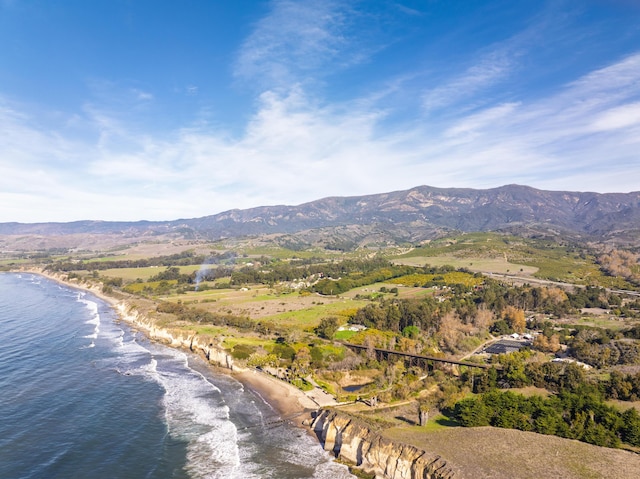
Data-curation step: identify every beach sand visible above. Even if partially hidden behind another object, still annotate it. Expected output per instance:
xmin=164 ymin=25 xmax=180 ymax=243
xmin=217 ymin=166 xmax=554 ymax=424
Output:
xmin=234 ymin=369 xmax=319 ymax=427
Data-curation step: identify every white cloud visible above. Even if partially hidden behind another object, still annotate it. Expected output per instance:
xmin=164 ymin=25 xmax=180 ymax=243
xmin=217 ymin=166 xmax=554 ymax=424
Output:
xmin=134 ymin=89 xmax=154 ymax=101
xmin=590 ymin=101 xmax=640 ymax=131
xmin=2 ymin=45 xmax=640 ymax=222
xmin=444 ymin=103 xmax=520 ymax=139
xmin=422 ymin=49 xmax=515 ymax=112
xmin=234 ymin=0 xmax=354 ymax=89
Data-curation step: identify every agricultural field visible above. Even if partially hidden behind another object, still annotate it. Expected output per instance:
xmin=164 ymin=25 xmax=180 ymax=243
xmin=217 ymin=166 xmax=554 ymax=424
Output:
xmin=392 ymin=254 xmax=538 ymax=275
xmin=157 ymin=285 xmax=368 ymax=329
xmin=387 ymin=271 xmax=483 ymax=288
xmin=9 ymin=228 xmax=640 ymax=463
xmin=105 ymin=241 xmax=214 ymax=259
xmin=100 ymin=264 xmax=203 ymax=281
xmin=392 ymin=232 xmax=638 ymax=289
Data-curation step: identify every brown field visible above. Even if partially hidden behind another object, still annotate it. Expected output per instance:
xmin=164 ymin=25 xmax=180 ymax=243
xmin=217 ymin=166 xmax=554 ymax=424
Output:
xmin=384 ymin=426 xmax=640 ymax=479
xmin=606 ymin=399 xmax=640 ymax=412
xmin=108 ymin=240 xmax=217 ymax=259
xmin=393 ymin=255 xmax=539 ymax=275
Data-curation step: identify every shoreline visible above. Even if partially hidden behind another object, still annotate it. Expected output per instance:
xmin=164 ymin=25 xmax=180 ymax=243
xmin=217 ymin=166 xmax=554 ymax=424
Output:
xmin=13 ymin=270 xmax=452 ymax=478
xmin=24 ymin=269 xmax=325 ymax=431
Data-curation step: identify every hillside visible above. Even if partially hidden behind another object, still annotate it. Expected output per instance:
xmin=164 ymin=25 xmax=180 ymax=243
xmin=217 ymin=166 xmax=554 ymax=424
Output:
xmin=2 ymin=184 xmax=640 ymax=250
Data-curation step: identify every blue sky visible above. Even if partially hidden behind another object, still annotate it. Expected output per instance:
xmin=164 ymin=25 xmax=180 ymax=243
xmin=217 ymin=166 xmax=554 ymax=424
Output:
xmin=1 ymin=0 xmax=640 ymax=222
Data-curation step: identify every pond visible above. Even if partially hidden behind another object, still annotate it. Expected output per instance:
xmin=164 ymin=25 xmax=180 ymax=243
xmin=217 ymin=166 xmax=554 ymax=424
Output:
xmin=342 ymin=383 xmax=372 ymax=392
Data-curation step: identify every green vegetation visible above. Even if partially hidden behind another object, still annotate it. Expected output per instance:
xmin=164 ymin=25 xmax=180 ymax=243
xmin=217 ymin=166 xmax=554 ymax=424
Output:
xmin=454 ymin=389 xmax=640 ymax=448
xmin=12 ymin=231 xmax=638 ymax=456
xmin=394 ymin=232 xmax=639 ymax=289
xmin=388 ymin=271 xmax=483 ymax=288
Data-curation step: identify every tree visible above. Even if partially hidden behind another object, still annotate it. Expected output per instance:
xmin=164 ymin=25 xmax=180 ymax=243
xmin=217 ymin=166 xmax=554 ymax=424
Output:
xmin=315 ymin=316 xmax=339 ymax=339
xmin=533 ymin=334 xmax=550 ymax=351
xmin=548 ymin=334 xmax=561 ymax=353
xmin=502 ymin=306 xmax=526 ymax=333
xmin=473 ymin=304 xmax=495 ymax=330
xmin=292 ymin=347 xmax=311 ymax=376
xmin=621 ymin=408 xmax=640 ymax=446
xmin=438 ymin=311 xmax=463 ymax=352
xmin=454 ymin=398 xmax=491 ymax=427
xmin=402 ymin=325 xmax=420 ymax=339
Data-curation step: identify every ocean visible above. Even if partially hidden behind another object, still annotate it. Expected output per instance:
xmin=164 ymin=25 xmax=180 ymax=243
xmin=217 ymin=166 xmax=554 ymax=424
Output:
xmin=0 ymin=273 xmax=354 ymax=479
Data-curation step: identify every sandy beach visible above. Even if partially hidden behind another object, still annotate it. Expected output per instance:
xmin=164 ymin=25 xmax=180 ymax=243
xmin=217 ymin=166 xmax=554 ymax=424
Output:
xmin=234 ymin=369 xmax=319 ymax=427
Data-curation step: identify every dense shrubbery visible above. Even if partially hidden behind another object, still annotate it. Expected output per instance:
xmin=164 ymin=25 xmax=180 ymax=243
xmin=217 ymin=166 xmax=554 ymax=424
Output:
xmin=455 ymin=349 xmax=640 ymax=448
xmin=568 ymin=328 xmax=640 ymax=367
xmin=606 ymin=370 xmax=640 ymax=401
xmin=156 ymin=301 xmax=255 ymax=330
xmin=598 ymin=249 xmax=640 ymax=286
xmin=484 ymin=357 xmax=587 ymax=392
xmin=230 ymin=257 xmax=397 ymax=286
xmin=352 ymin=296 xmax=443 ymax=335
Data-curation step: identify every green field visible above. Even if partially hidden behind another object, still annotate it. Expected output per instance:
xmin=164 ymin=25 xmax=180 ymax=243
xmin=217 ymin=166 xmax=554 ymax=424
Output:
xmin=100 ymin=264 xmax=203 ymax=281
xmin=259 ymin=299 xmax=368 ymax=328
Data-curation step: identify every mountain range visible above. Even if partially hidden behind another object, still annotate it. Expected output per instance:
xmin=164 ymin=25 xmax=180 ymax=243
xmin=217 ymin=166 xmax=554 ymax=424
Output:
xmin=2 ymin=184 xmax=640 ymax=251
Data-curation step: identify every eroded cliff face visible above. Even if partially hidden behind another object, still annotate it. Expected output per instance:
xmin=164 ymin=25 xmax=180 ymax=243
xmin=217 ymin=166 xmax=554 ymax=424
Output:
xmin=114 ymin=301 xmax=235 ymax=370
xmin=312 ymin=409 xmax=455 ymax=479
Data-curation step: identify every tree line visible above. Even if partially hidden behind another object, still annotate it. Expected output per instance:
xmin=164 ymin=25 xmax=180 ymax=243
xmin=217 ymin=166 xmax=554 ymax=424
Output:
xmin=454 ymin=388 xmax=640 ymax=448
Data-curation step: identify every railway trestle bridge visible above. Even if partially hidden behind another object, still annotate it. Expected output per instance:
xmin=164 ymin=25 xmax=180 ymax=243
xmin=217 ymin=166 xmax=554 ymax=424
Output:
xmin=342 ymin=342 xmax=497 ymax=371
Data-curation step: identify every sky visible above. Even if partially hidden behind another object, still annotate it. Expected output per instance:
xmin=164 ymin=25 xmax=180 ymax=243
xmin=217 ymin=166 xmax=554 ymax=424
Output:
xmin=1 ymin=0 xmax=640 ymax=223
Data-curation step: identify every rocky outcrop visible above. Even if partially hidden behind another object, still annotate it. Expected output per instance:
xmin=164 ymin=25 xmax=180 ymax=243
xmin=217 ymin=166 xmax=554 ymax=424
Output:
xmin=312 ymin=409 xmax=456 ymax=479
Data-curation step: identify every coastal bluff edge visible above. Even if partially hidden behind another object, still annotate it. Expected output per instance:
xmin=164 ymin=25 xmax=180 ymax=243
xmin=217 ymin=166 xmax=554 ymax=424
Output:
xmin=113 ymin=301 xmax=235 ymax=370
xmin=312 ymin=409 xmax=456 ymax=479
xmin=117 ymin=299 xmax=457 ymax=479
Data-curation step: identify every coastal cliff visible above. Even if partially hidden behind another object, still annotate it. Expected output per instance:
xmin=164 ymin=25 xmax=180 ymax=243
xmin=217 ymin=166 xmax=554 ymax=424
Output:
xmin=113 ymin=301 xmax=235 ymax=370
xmin=312 ymin=409 xmax=456 ymax=479
xmin=31 ymin=269 xmax=237 ymax=371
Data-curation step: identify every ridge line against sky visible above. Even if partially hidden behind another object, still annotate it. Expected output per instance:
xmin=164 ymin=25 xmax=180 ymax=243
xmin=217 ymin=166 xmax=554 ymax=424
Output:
xmin=1 ymin=0 xmax=640 ymax=222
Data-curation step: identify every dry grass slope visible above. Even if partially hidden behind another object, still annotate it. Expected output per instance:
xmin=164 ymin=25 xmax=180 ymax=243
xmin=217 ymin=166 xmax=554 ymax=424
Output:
xmin=383 ymin=426 xmax=640 ymax=479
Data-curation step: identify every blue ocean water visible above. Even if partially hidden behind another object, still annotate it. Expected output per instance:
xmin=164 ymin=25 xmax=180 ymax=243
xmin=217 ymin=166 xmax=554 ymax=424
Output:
xmin=0 ymin=273 xmax=353 ymax=479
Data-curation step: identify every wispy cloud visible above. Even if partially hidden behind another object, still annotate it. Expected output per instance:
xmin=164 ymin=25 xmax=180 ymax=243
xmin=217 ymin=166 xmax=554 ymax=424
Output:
xmin=133 ymin=89 xmax=153 ymax=101
xmin=422 ymin=49 xmax=515 ymax=113
xmin=234 ymin=0 xmax=356 ymax=89
xmin=424 ymin=51 xmax=640 ymax=190
xmin=421 ymin=4 xmax=570 ymax=115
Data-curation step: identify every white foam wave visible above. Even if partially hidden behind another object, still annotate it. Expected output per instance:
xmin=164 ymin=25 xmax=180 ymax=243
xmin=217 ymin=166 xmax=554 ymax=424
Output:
xmin=141 ymin=349 xmax=242 ymax=478
xmin=102 ymin=341 xmax=241 ymax=477
xmin=271 ymin=427 xmax=355 ymax=478
xmin=77 ymin=294 xmax=101 ymax=339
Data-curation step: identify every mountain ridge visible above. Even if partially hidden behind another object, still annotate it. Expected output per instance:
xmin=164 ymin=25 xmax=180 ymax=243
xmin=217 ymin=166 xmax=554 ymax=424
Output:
xmin=2 ymin=184 xmax=640 ymax=247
